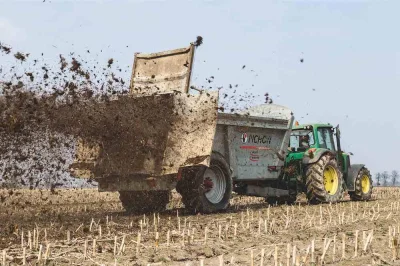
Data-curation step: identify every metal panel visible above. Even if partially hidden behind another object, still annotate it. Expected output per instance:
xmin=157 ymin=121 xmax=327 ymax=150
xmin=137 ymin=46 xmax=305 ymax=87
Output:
xmin=279 ymin=116 xmax=294 ymax=157
xmin=227 ymin=126 xmax=239 ymax=178
xmin=214 ymin=110 xmax=293 ymax=181
xmin=162 ymin=90 xmax=219 ymax=171
xmin=130 ymin=45 xmax=195 ymax=96
xmin=63 ymin=94 xmax=175 ymax=178
xmin=240 ymin=104 xmax=292 ymax=121
xmin=212 ymin=124 xmax=229 ymax=163
xmin=217 ymin=113 xmax=289 ymax=130
xmin=232 ymin=127 xmax=287 ymax=180
xmin=68 ymin=91 xmax=218 ymax=178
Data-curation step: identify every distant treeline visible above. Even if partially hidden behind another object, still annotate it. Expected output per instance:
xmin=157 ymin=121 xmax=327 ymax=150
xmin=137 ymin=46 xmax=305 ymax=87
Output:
xmin=374 ymin=171 xmax=399 ymax=186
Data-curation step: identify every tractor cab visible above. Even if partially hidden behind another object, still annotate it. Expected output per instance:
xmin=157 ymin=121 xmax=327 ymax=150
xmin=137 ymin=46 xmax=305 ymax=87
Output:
xmin=291 ymin=123 xmax=340 ymax=156
xmin=290 ymin=123 xmax=336 ymax=151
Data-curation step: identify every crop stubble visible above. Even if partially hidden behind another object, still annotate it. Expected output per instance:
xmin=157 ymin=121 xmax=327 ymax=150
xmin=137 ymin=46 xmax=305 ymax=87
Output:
xmin=0 ymin=187 xmax=398 ymax=265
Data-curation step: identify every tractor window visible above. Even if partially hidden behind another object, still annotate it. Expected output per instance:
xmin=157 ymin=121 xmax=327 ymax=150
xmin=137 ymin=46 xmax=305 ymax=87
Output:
xmin=290 ymin=130 xmax=315 ymax=151
xmin=317 ymin=128 xmax=335 ymax=151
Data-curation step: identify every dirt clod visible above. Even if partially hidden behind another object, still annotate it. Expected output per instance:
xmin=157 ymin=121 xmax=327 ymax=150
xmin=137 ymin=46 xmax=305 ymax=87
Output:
xmin=107 ymin=58 xmax=114 ymax=68
xmin=14 ymin=52 xmax=27 ymax=61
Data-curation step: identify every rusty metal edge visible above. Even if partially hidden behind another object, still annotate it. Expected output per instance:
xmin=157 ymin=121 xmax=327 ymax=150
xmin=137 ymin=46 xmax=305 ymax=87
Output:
xmin=129 ymin=52 xmax=139 ymax=94
xmin=185 ymin=43 xmax=196 ymax=94
xmin=135 ymin=46 xmax=191 ymax=59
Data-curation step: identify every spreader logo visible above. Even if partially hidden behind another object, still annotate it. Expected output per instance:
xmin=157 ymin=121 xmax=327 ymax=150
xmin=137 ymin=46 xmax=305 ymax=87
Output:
xmin=241 ymin=133 xmax=271 ymax=144
xmin=241 ymin=133 xmax=248 ymax=143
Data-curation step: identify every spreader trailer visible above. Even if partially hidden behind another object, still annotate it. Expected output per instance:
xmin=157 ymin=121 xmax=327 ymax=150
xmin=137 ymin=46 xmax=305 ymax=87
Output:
xmin=175 ymin=104 xmax=295 ymax=213
xmin=70 ymin=42 xmax=373 ymax=213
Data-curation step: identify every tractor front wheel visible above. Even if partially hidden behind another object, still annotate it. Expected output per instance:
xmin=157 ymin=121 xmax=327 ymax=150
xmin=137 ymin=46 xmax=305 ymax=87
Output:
xmin=305 ymin=154 xmax=344 ymax=204
xmin=349 ymin=167 xmax=373 ymax=201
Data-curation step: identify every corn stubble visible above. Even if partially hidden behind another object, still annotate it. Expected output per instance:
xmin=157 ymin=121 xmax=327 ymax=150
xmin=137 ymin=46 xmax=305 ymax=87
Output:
xmin=0 ymin=187 xmax=397 ymax=265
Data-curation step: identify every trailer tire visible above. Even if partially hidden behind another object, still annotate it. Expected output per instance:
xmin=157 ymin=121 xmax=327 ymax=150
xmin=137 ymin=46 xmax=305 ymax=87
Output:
xmin=305 ymin=154 xmax=343 ymax=204
xmin=349 ymin=167 xmax=373 ymax=201
xmin=179 ymin=152 xmax=232 ymax=213
xmin=119 ymin=191 xmax=169 ymax=213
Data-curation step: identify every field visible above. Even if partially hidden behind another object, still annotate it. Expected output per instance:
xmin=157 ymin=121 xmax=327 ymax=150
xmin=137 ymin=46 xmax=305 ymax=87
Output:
xmin=0 ymin=187 xmax=399 ymax=265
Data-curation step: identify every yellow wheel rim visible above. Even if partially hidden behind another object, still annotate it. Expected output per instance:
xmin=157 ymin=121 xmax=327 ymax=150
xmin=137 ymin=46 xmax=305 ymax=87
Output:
xmin=323 ymin=166 xmax=339 ymax=195
xmin=361 ymin=175 xmax=370 ymax=194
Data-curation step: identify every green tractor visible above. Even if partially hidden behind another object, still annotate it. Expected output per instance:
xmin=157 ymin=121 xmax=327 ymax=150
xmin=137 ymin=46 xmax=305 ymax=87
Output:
xmin=284 ymin=122 xmax=373 ymax=204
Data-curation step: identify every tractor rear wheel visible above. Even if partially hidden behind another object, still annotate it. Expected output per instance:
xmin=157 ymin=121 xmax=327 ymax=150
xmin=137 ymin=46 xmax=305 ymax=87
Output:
xmin=349 ymin=167 xmax=373 ymax=201
xmin=177 ymin=152 xmax=233 ymax=213
xmin=119 ymin=191 xmax=169 ymax=213
xmin=305 ymin=154 xmax=343 ymax=204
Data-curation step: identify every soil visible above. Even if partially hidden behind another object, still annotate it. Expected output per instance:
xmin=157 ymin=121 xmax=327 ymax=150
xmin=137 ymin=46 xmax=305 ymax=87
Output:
xmin=0 ymin=187 xmax=398 ymax=265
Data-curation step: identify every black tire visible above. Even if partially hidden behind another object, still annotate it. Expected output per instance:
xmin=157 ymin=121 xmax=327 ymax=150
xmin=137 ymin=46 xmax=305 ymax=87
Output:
xmin=119 ymin=191 xmax=169 ymax=213
xmin=178 ymin=152 xmax=233 ymax=213
xmin=349 ymin=167 xmax=373 ymax=201
xmin=305 ymin=154 xmax=344 ymax=204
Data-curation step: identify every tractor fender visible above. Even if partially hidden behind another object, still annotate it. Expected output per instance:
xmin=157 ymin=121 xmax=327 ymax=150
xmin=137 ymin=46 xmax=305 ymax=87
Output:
xmin=346 ymin=164 xmax=365 ymax=191
xmin=302 ymin=148 xmax=335 ymax=165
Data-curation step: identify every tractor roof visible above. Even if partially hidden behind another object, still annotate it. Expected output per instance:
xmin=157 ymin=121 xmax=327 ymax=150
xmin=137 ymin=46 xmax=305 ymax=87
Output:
xmin=293 ymin=123 xmax=332 ymax=130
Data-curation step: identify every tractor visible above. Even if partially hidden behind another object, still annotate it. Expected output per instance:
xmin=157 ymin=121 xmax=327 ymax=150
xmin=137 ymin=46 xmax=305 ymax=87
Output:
xmin=282 ymin=122 xmax=373 ymax=204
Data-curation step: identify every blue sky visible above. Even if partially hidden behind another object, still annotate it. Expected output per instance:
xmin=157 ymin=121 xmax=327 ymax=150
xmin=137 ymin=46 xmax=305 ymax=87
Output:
xmin=1 ymin=0 xmax=399 ymax=177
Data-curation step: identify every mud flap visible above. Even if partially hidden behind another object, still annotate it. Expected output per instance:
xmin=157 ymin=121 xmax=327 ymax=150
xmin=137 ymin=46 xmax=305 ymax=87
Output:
xmin=346 ymin=164 xmax=365 ymax=191
xmin=302 ymin=148 xmax=334 ymax=165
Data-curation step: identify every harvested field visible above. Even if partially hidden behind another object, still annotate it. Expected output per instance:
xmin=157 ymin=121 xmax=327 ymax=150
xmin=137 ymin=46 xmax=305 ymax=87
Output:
xmin=0 ymin=187 xmax=399 ymax=265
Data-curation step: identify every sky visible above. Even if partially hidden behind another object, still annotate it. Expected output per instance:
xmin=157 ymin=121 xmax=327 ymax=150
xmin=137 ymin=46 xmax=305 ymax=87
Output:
xmin=0 ymin=0 xmax=399 ymax=177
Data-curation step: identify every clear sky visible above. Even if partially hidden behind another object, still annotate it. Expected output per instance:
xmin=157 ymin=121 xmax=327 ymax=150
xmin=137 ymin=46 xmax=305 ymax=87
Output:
xmin=1 ymin=0 xmax=399 ymax=177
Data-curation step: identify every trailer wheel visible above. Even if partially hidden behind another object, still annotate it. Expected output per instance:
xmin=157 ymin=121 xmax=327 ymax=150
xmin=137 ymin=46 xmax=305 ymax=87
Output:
xmin=179 ymin=152 xmax=232 ymax=213
xmin=305 ymin=154 xmax=343 ymax=204
xmin=119 ymin=191 xmax=169 ymax=213
xmin=349 ymin=167 xmax=373 ymax=201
